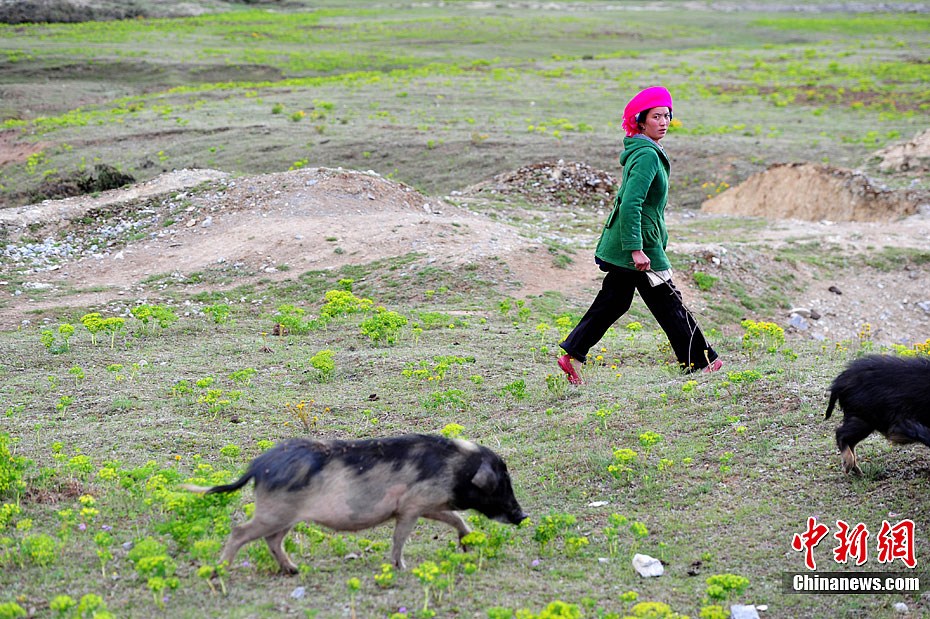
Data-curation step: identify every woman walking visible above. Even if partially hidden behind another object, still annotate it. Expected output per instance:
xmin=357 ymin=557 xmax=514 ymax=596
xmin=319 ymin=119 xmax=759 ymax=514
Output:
xmin=557 ymin=86 xmax=722 ymax=384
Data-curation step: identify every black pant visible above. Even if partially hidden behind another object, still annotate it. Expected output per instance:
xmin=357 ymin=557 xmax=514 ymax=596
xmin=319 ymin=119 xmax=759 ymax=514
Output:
xmin=560 ymin=266 xmax=718 ymax=372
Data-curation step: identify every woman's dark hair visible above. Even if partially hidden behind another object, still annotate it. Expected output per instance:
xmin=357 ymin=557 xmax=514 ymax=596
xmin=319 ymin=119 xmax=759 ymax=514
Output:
xmin=636 ymin=108 xmax=673 ymax=124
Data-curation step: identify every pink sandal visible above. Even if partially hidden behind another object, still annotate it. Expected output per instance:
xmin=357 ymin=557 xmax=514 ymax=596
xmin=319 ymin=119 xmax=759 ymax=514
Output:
xmin=702 ymin=358 xmax=723 ymax=374
xmin=558 ymin=354 xmax=584 ymax=385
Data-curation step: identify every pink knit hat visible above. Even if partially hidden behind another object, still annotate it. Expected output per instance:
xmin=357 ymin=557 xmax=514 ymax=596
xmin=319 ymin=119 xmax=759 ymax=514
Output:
xmin=622 ymin=86 xmax=673 ymax=137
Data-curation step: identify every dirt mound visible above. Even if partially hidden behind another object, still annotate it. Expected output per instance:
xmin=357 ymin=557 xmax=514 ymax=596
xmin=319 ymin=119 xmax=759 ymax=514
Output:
xmin=0 ymin=168 xmax=229 ymax=236
xmin=700 ymin=162 xmax=918 ymax=222
xmin=1 ymin=167 xmax=542 ymax=320
xmin=462 ymin=159 xmax=616 ymax=210
xmin=874 ymin=128 xmax=930 ymax=174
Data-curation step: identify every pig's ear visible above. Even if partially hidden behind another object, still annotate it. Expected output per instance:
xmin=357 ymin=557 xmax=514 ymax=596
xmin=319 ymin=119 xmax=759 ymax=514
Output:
xmin=471 ymin=459 xmax=499 ymax=493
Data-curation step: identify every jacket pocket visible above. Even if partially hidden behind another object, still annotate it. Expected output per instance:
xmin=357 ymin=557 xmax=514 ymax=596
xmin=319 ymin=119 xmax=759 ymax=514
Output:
xmin=603 ymin=191 xmax=622 ymax=229
xmin=640 ymin=215 xmax=661 ymax=247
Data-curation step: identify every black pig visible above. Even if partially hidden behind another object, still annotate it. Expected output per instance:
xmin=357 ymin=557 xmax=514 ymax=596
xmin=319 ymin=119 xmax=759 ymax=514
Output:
xmin=183 ymin=434 xmax=528 ymax=573
xmin=825 ymin=354 xmax=930 ymax=474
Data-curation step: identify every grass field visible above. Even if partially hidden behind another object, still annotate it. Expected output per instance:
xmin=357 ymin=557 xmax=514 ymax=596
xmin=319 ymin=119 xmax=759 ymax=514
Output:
xmin=2 ymin=266 xmax=930 ymax=618
xmin=2 ymin=2 xmax=930 ymax=618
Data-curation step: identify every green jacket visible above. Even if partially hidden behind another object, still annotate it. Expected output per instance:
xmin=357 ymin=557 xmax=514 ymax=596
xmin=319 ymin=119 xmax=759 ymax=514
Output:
xmin=595 ymin=136 xmax=671 ymax=272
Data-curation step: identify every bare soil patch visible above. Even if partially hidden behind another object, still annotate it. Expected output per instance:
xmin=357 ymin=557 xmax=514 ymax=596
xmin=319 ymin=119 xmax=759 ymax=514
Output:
xmin=3 ymin=159 xmax=929 ymax=347
xmin=0 ymin=130 xmax=47 ymax=167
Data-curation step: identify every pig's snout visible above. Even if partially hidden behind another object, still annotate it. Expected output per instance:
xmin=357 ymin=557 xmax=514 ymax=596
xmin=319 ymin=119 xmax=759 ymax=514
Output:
xmin=493 ymin=509 xmax=528 ymax=526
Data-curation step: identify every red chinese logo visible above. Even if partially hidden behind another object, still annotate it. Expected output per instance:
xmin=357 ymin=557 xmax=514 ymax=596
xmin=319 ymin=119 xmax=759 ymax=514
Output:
xmin=792 ymin=517 xmax=830 ymax=570
xmin=833 ymin=520 xmax=869 ymax=566
xmin=792 ymin=517 xmax=917 ymax=570
xmin=877 ymin=519 xmax=916 ymax=568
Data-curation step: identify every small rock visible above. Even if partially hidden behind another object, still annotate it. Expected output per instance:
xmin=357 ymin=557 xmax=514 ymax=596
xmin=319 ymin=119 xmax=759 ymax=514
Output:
xmin=290 ymin=587 xmax=306 ymax=599
xmin=788 ymin=307 xmax=812 ymax=318
xmin=828 ymin=285 xmax=842 ymax=295
xmin=730 ymin=605 xmax=760 ymax=619
xmin=918 ymin=301 xmax=930 ymax=314
xmin=789 ymin=314 xmax=809 ymax=330
xmin=893 ymin=602 xmax=908 ymax=613
xmin=632 ymin=553 xmax=663 ymax=577
xmin=587 ymin=501 xmax=609 ymax=507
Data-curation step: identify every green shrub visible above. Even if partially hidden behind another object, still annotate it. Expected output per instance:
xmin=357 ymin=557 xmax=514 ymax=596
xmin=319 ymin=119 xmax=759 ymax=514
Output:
xmin=360 ymin=309 xmax=408 ymax=345
xmin=0 ymin=434 xmax=28 ymax=499
xmin=21 ymin=533 xmax=58 ymax=566
xmin=309 ymin=349 xmax=336 ymax=381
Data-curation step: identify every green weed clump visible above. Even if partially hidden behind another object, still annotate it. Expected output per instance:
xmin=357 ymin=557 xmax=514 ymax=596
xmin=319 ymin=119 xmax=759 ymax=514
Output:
xmin=360 ymin=308 xmax=408 ymax=345
xmin=308 ymin=349 xmax=336 ymax=381
xmin=202 ymin=303 xmax=232 ymax=324
xmin=0 ymin=434 xmax=28 ymax=500
xmin=131 ymin=304 xmax=178 ymax=333
xmin=740 ymin=319 xmax=785 ymax=358
xmin=692 ymin=271 xmax=718 ymax=291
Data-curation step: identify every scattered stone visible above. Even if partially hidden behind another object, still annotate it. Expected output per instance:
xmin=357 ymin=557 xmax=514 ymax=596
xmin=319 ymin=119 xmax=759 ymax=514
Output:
xmin=829 ymin=286 xmax=843 ymax=295
xmin=789 ymin=314 xmax=809 ymax=330
xmin=893 ymin=602 xmax=908 ymax=613
xmin=789 ymin=307 xmax=812 ymax=318
xmin=632 ymin=553 xmax=663 ymax=577
xmin=730 ymin=605 xmax=760 ymax=619
xmin=290 ymin=587 xmax=306 ymax=599
xmin=918 ymin=301 xmax=930 ymax=314
xmin=22 ymin=282 xmax=53 ymax=290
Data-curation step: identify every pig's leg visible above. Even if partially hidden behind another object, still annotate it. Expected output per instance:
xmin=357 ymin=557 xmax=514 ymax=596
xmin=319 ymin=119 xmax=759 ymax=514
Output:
xmin=390 ymin=514 xmax=421 ymax=570
xmin=220 ymin=512 xmax=295 ymax=568
xmin=264 ymin=529 xmax=298 ymax=574
xmin=264 ymin=526 xmax=299 ymax=575
xmin=836 ymin=416 xmax=873 ymax=475
xmin=423 ymin=510 xmax=471 ymax=546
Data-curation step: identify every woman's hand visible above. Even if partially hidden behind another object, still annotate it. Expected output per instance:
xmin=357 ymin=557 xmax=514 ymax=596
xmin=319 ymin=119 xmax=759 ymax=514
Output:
xmin=631 ymin=250 xmax=651 ymax=271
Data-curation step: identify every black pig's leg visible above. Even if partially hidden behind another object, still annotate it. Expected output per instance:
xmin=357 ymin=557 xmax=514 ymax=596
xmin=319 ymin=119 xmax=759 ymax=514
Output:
xmin=886 ymin=419 xmax=930 ymax=447
xmin=836 ymin=417 xmax=874 ymax=475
